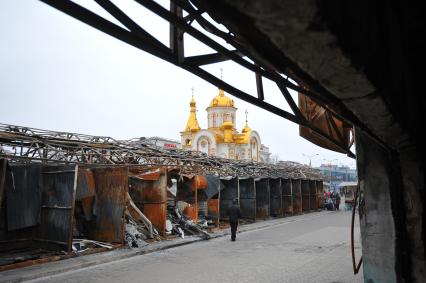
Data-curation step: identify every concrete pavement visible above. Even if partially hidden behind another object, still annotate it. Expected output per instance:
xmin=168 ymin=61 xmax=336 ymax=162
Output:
xmin=3 ymin=210 xmax=363 ymax=283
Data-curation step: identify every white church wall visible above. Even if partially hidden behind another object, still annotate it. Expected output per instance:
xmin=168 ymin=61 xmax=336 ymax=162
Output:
xmin=216 ymin=143 xmax=229 ymax=159
xmin=192 ymin=130 xmax=217 ymax=156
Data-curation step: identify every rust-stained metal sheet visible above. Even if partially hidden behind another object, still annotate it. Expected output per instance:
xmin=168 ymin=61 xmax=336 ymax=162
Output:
xmin=238 ymin=177 xmax=256 ymax=220
xmin=37 ymin=165 xmax=77 ymax=252
xmin=301 ymin=180 xmax=310 ymax=211
xmin=76 ymin=168 xmax=95 ymax=200
xmin=6 ymin=164 xmax=42 ymax=231
xmin=219 ymin=178 xmax=238 ymax=220
xmin=2 ymin=164 xmax=77 ymax=253
xmin=309 ymin=180 xmax=318 ymax=210
xmin=281 ymin=178 xmax=293 ymax=215
xmin=204 ymin=175 xmax=221 ymax=199
xmin=292 ymin=179 xmax=302 ymax=214
xmin=129 ymin=168 xmax=167 ymax=236
xmin=205 ymin=175 xmax=220 ymax=224
xmin=207 ymin=198 xmax=219 ymax=224
xmin=177 ymin=176 xmax=199 ymax=222
xmin=0 ymin=158 xmax=7 ymax=211
xmin=299 ymin=94 xmax=352 ymax=154
xmin=255 ymin=178 xmax=270 ymax=219
xmin=131 ymin=169 xmax=161 ymax=181
xmin=89 ymin=167 xmax=127 ymax=243
xmin=269 ymin=178 xmax=282 ymax=216
xmin=195 ymin=175 xmax=207 ymax=190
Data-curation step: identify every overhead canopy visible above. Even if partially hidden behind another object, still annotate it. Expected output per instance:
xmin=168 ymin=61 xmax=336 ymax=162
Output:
xmin=299 ymin=94 xmax=353 ymax=154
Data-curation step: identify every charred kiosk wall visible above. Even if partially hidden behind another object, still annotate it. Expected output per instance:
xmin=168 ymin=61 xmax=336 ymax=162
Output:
xmin=255 ymin=178 xmax=270 ymax=219
xmin=238 ymin=178 xmax=256 ymax=220
xmin=0 ymin=162 xmax=77 ymax=252
xmin=219 ymin=178 xmax=238 ymax=220
xmin=269 ymin=178 xmax=282 ymax=216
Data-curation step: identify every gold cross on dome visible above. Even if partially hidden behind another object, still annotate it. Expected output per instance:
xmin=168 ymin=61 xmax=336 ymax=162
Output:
xmin=220 ymin=67 xmax=223 ymax=80
xmin=191 ymin=87 xmax=194 ymax=96
xmin=245 ymin=109 xmax=248 ymax=123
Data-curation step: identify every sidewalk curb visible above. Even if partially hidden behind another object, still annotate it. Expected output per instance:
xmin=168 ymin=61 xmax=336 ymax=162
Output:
xmin=1 ymin=211 xmax=330 ymax=283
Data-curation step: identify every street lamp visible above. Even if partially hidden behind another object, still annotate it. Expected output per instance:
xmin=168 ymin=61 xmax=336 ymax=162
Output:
xmin=302 ymin=153 xmax=319 ymax=167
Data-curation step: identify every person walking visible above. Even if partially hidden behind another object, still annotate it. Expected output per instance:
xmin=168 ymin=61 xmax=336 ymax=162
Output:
xmin=335 ymin=193 xmax=341 ymax=211
xmin=226 ymin=199 xmax=242 ymax=241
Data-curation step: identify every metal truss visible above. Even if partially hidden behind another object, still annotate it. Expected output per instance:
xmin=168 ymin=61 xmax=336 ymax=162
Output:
xmin=0 ymin=123 xmax=322 ymax=179
xmin=39 ymin=0 xmax=356 ymax=157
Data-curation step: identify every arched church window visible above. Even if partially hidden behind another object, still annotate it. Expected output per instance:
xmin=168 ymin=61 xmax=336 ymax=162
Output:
xmin=213 ymin=113 xmax=217 ymax=127
xmin=250 ymin=138 xmax=258 ymax=161
xmin=197 ymin=137 xmax=210 ymax=155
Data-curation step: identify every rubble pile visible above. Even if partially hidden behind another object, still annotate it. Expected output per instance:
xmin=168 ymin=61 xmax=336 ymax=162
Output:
xmin=124 ymin=221 xmax=148 ymax=248
xmin=167 ymin=207 xmax=211 ymax=240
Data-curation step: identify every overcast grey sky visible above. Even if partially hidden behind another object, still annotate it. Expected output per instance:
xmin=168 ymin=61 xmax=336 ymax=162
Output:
xmin=0 ymin=1 xmax=355 ymax=168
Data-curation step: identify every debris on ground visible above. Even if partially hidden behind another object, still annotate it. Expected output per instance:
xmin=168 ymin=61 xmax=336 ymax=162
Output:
xmin=167 ymin=208 xmax=211 ymax=240
xmin=72 ymin=239 xmax=113 ymax=253
xmin=124 ymin=222 xmax=148 ymax=248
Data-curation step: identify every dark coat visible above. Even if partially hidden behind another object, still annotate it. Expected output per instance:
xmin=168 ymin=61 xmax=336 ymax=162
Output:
xmin=335 ymin=194 xmax=341 ymax=204
xmin=226 ymin=205 xmax=241 ymax=222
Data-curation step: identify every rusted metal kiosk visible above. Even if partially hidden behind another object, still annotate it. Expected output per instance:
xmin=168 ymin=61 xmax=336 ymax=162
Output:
xmin=238 ymin=177 xmax=256 ymax=220
xmin=309 ymin=180 xmax=318 ymax=210
xmin=219 ymin=177 xmax=238 ymax=221
xmin=0 ymin=161 xmax=128 ymax=271
xmin=128 ymin=168 xmax=167 ymax=236
xmin=291 ymin=179 xmax=302 ymax=214
xmin=255 ymin=178 xmax=270 ymax=219
xmin=77 ymin=166 xmax=127 ymax=243
xmin=269 ymin=178 xmax=282 ymax=216
xmin=301 ymin=179 xmax=310 ymax=211
xmin=204 ymin=175 xmax=221 ymax=225
xmin=281 ymin=178 xmax=293 ymax=215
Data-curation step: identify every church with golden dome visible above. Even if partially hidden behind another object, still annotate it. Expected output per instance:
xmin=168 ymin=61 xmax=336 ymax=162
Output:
xmin=181 ymin=88 xmax=266 ymax=161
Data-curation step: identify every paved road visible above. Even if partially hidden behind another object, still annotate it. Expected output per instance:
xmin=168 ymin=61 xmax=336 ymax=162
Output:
xmin=29 ymin=211 xmax=363 ymax=283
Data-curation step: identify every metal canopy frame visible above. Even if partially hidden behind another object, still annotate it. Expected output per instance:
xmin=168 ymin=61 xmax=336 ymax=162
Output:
xmin=0 ymin=123 xmax=322 ymax=179
xmin=39 ymin=0 xmax=355 ymax=157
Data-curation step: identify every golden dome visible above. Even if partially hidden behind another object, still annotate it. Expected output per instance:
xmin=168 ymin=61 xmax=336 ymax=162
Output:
xmin=184 ymin=96 xmax=201 ymax=133
xmin=189 ymin=95 xmax=196 ymax=107
xmin=221 ymin=120 xmax=234 ymax=129
xmin=221 ymin=120 xmax=235 ymax=143
xmin=242 ymin=122 xmax=251 ymax=133
xmin=208 ymin=89 xmax=235 ymax=108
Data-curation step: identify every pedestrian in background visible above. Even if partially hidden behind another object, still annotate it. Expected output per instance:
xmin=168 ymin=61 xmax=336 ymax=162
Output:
xmin=226 ymin=199 xmax=241 ymax=241
xmin=335 ymin=193 xmax=341 ymax=211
